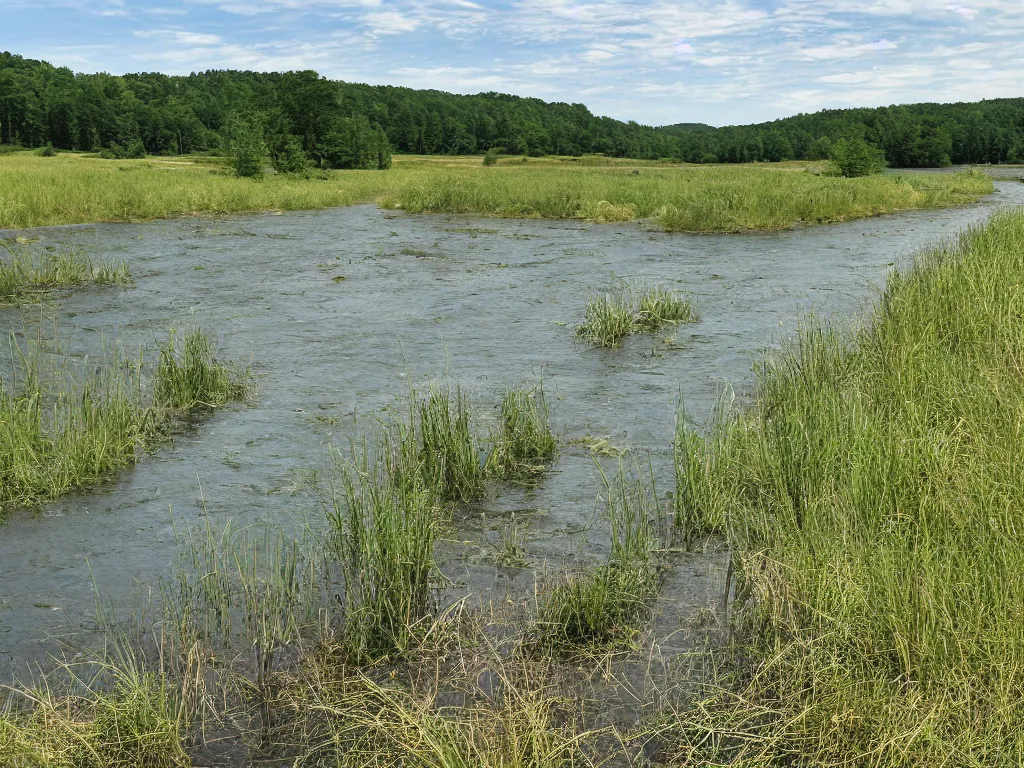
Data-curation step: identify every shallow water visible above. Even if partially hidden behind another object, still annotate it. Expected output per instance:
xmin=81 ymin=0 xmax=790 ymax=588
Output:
xmin=2 ymin=182 xmax=1023 ymax=678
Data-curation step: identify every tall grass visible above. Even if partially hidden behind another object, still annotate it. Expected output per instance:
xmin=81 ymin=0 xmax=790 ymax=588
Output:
xmin=577 ymin=281 xmax=697 ymax=347
xmin=0 ymin=655 xmax=188 ymax=767
xmin=154 ymin=328 xmax=248 ymax=411
xmin=1 ymin=240 xmax=131 ymax=303
xmin=327 ymin=426 xmax=441 ymax=663
xmin=417 ymin=385 xmax=487 ymax=503
xmin=668 ymin=210 xmax=1024 ymax=764
xmin=0 ymin=328 xmax=247 ymax=513
xmin=0 ymin=153 xmax=993 ymax=233
xmin=486 ymin=383 xmax=557 ymax=479
xmin=538 ymin=464 xmax=663 ymax=652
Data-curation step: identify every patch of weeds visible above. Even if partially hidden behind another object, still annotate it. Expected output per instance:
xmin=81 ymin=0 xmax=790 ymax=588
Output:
xmin=417 ymin=385 xmax=487 ymax=503
xmin=154 ymin=328 xmax=250 ymax=412
xmin=1 ymin=241 xmax=132 ymax=303
xmin=576 ymin=280 xmax=698 ymax=348
xmin=536 ymin=463 xmax=663 ymax=653
xmin=495 ymin=515 xmax=529 ymax=568
xmin=486 ymin=383 xmax=558 ymax=480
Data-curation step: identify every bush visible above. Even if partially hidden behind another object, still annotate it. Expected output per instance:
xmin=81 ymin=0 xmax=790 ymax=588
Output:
xmin=37 ymin=143 xmax=56 ymax=157
xmin=269 ymin=133 xmax=309 ymax=174
xmin=482 ymin=148 xmax=500 ymax=166
xmin=125 ymin=139 xmax=146 ymax=159
xmin=229 ymin=118 xmax=266 ymax=178
xmin=831 ymin=136 xmax=887 ymax=177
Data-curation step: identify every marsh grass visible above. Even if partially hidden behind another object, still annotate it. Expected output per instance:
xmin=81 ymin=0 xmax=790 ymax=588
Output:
xmin=417 ymin=385 xmax=487 ymax=503
xmin=486 ymin=384 xmax=557 ymax=479
xmin=0 ymin=153 xmax=993 ymax=233
xmin=0 ymin=328 xmax=248 ymax=513
xmin=154 ymin=328 xmax=249 ymax=411
xmin=0 ymin=241 xmax=131 ymax=303
xmin=577 ymin=281 xmax=697 ymax=347
xmin=0 ymin=653 xmax=188 ymax=768
xmin=328 ymin=429 xmax=441 ymax=664
xmin=667 ymin=210 xmax=1024 ymax=764
xmin=537 ymin=464 xmax=663 ymax=652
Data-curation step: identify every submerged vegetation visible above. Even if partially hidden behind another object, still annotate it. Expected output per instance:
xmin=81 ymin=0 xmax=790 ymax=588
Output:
xmin=1 ymin=240 xmax=131 ymax=303
xmin=0 ymin=328 xmax=248 ymax=512
xmin=0 ymin=153 xmax=994 ymax=232
xmin=670 ymin=209 xmax=1024 ymax=764
xmin=577 ymin=281 xmax=698 ymax=347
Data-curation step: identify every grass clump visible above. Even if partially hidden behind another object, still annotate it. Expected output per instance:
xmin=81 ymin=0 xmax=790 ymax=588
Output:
xmin=328 ymin=428 xmax=441 ymax=663
xmin=0 ymin=241 xmax=131 ymax=303
xmin=577 ymin=281 xmax=697 ymax=347
xmin=0 ymin=659 xmax=188 ymax=768
xmin=537 ymin=464 xmax=662 ymax=652
xmin=0 ymin=328 xmax=247 ymax=513
xmin=154 ymin=328 xmax=248 ymax=411
xmin=417 ymin=385 xmax=487 ymax=503
xmin=486 ymin=383 xmax=557 ymax=479
xmin=667 ymin=210 xmax=1024 ymax=764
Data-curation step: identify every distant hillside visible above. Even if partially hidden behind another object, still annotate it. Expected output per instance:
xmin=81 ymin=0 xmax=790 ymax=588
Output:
xmin=1 ymin=51 xmax=1022 ymax=167
xmin=658 ymin=100 xmax=1024 ymax=166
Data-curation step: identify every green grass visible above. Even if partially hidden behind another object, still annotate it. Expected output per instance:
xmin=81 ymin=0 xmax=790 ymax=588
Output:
xmin=0 ymin=153 xmax=994 ymax=233
xmin=668 ymin=210 xmax=1024 ymax=765
xmin=537 ymin=464 xmax=662 ymax=652
xmin=576 ymin=281 xmax=698 ymax=347
xmin=0 ymin=657 xmax=188 ymax=768
xmin=1 ymin=240 xmax=131 ymax=303
xmin=486 ymin=383 xmax=558 ymax=479
xmin=328 ymin=426 xmax=441 ymax=663
xmin=0 ymin=328 xmax=247 ymax=513
xmin=416 ymin=385 xmax=488 ymax=503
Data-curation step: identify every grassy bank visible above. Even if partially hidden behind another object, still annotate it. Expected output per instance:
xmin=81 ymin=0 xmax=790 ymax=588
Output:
xmin=0 ymin=152 xmax=993 ymax=233
xmin=671 ymin=209 xmax=1024 ymax=764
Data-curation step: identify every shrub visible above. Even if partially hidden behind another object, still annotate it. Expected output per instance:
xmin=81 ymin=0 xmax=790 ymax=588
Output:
xmin=37 ymin=143 xmax=56 ymax=157
xmin=831 ymin=136 xmax=887 ymax=177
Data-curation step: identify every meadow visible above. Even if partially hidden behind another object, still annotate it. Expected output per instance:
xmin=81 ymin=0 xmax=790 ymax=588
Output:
xmin=0 ymin=151 xmax=993 ymax=233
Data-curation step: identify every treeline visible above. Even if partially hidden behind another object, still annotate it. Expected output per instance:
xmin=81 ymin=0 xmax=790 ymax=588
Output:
xmin=3 ymin=51 xmax=1024 ymax=167
xmin=661 ymin=100 xmax=1024 ymax=166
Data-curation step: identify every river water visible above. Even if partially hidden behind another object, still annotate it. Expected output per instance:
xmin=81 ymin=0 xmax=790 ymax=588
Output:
xmin=2 ymin=181 xmax=1023 ymax=679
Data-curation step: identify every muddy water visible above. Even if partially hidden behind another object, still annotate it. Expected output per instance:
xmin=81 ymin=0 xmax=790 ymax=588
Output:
xmin=2 ymin=182 xmax=1023 ymax=678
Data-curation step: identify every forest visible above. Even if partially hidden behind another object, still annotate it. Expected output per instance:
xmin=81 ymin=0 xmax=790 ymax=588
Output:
xmin=2 ymin=50 xmax=1023 ymax=167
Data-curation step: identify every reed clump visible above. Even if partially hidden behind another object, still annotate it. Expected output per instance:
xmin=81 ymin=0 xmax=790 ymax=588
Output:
xmin=668 ymin=210 xmax=1024 ymax=764
xmin=486 ymin=384 xmax=557 ymax=479
xmin=416 ymin=385 xmax=487 ymax=503
xmin=537 ymin=464 xmax=663 ymax=652
xmin=0 ymin=241 xmax=131 ymax=303
xmin=328 ymin=430 xmax=441 ymax=663
xmin=0 ymin=659 xmax=188 ymax=768
xmin=577 ymin=281 xmax=697 ymax=347
xmin=0 ymin=328 xmax=248 ymax=513
xmin=154 ymin=328 xmax=249 ymax=411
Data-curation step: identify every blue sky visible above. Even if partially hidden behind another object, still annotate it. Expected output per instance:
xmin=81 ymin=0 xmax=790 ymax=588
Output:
xmin=5 ymin=0 xmax=1024 ymax=126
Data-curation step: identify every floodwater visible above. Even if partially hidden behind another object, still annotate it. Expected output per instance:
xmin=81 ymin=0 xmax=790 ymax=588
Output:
xmin=2 ymin=181 xmax=1023 ymax=680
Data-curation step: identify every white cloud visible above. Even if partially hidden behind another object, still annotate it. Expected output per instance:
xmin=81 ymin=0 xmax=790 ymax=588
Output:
xmin=363 ymin=10 xmax=419 ymax=34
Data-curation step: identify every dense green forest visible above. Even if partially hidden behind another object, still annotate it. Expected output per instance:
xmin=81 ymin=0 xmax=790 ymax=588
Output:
xmin=2 ymin=51 xmax=1023 ymax=167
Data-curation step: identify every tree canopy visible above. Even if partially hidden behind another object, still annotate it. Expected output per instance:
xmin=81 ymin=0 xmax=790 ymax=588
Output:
xmin=2 ymin=51 xmax=1023 ymax=168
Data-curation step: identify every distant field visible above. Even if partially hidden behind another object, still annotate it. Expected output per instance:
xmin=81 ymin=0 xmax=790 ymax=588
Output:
xmin=0 ymin=151 xmax=993 ymax=232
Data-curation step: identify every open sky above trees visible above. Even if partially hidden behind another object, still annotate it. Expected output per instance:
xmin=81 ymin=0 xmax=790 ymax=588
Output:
xmin=6 ymin=0 xmax=1024 ymax=127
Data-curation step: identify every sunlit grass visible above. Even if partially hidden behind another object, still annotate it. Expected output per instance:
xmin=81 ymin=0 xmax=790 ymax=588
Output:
xmin=668 ymin=209 xmax=1024 ymax=764
xmin=577 ymin=281 xmax=698 ymax=347
xmin=0 ymin=153 xmax=993 ymax=233
xmin=1 ymin=240 xmax=131 ymax=303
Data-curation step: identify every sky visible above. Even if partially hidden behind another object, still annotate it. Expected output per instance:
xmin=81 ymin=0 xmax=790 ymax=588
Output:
xmin=5 ymin=0 xmax=1024 ymax=127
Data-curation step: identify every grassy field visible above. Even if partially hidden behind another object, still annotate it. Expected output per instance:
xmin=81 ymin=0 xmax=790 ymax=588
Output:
xmin=0 ymin=151 xmax=993 ymax=232
xmin=672 ymin=209 xmax=1024 ymax=764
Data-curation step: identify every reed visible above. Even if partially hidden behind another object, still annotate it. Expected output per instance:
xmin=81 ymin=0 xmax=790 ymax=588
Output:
xmin=0 ymin=240 xmax=131 ymax=303
xmin=327 ymin=429 xmax=441 ymax=663
xmin=668 ymin=210 xmax=1024 ymax=764
xmin=416 ymin=385 xmax=487 ymax=503
xmin=537 ymin=463 xmax=663 ymax=651
xmin=577 ymin=281 xmax=697 ymax=347
xmin=0 ymin=327 xmax=248 ymax=513
xmin=486 ymin=383 xmax=558 ymax=479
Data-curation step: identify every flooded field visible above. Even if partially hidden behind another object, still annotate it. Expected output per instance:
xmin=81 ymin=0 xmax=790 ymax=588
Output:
xmin=2 ymin=180 xmax=1023 ymax=683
